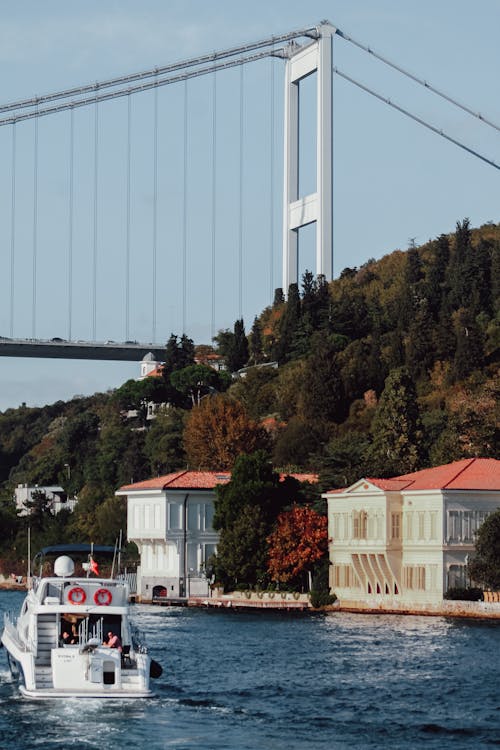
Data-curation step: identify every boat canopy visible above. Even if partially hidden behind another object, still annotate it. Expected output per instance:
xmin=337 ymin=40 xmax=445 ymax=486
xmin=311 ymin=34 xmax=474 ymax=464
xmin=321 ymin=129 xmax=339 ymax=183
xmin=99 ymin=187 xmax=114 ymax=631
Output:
xmin=37 ymin=544 xmax=118 ymax=557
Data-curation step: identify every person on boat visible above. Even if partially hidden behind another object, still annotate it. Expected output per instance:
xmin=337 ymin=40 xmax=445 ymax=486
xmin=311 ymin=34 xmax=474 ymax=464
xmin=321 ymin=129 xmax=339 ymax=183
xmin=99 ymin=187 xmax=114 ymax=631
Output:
xmin=60 ymin=630 xmax=76 ymax=646
xmin=103 ymin=631 xmax=122 ymax=652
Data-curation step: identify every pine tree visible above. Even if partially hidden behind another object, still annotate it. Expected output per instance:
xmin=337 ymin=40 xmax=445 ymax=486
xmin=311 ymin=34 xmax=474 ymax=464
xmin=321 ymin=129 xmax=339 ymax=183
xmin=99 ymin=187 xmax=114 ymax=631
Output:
xmin=249 ymin=316 xmax=264 ymax=364
xmin=452 ymin=308 xmax=484 ymax=381
xmin=301 ymin=334 xmax=347 ymax=424
xmin=369 ymin=367 xmax=425 ymax=477
xmin=273 ymin=283 xmax=301 ymax=364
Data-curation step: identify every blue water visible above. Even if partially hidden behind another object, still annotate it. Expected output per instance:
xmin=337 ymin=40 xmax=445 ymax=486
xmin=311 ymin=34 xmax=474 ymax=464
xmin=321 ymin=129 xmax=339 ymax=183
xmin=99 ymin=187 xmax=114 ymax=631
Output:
xmin=1 ymin=591 xmax=499 ymax=749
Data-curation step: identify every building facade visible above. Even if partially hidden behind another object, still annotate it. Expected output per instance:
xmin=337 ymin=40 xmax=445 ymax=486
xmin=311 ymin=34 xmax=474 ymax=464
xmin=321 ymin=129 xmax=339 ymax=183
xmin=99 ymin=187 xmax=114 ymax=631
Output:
xmin=117 ymin=469 xmax=318 ymax=601
xmin=323 ymin=459 xmax=500 ymax=607
xmin=15 ymin=484 xmax=78 ymax=516
xmin=116 ymin=471 xmax=230 ymax=601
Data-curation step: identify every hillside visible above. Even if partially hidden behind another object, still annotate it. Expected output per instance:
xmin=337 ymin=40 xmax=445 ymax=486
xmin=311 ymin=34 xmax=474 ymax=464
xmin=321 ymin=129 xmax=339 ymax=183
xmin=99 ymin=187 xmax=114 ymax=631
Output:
xmin=0 ymin=218 xmax=498 ymax=560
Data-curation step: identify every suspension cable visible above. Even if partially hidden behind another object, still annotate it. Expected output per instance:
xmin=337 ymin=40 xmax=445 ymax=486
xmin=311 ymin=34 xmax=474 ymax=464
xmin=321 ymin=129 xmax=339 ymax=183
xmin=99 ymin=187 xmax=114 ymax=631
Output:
xmin=0 ymin=49 xmax=287 ymax=128
xmin=0 ymin=26 xmax=318 ymax=115
xmin=334 ymin=67 xmax=500 ymax=172
xmin=335 ymin=28 xmax=500 ymax=135
xmin=10 ymin=123 xmax=16 ymax=337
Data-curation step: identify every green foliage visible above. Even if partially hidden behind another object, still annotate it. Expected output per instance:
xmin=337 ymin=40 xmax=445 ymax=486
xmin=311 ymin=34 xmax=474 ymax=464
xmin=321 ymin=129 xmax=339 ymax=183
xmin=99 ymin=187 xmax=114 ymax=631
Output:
xmin=213 ymin=451 xmax=309 ymax=589
xmin=369 ymin=367 xmax=425 ymax=477
xmin=144 ymin=407 xmax=186 ymax=475
xmin=318 ymin=431 xmax=372 ymax=490
xmin=300 ymin=333 xmax=347 ymax=424
xmin=213 ymin=319 xmax=249 ymax=372
xmin=171 ymin=364 xmax=228 ymax=406
xmin=468 ymin=509 xmax=500 ymax=589
xmin=310 ymin=590 xmax=337 ymax=608
xmin=229 ymin=366 xmax=278 ymax=420
xmin=1 ymin=220 xmax=498 ymax=567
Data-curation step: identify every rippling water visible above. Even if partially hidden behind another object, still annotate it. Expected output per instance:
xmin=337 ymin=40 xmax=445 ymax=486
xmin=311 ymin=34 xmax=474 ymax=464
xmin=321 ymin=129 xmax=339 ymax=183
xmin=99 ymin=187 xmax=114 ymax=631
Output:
xmin=1 ymin=590 xmax=499 ymax=749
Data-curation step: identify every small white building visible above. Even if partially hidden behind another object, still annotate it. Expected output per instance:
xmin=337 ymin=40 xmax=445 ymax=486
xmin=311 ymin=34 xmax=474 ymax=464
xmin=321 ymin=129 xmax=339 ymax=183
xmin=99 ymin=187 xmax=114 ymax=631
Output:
xmin=117 ymin=469 xmax=318 ymax=601
xmin=116 ymin=471 xmax=230 ymax=601
xmin=15 ymin=484 xmax=78 ymax=516
xmin=323 ymin=458 xmax=500 ymax=608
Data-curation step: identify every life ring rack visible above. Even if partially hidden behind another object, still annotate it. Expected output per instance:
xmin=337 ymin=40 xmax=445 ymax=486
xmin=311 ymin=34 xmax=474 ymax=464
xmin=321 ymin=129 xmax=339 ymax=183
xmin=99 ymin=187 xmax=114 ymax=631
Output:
xmin=94 ymin=588 xmax=113 ymax=606
xmin=67 ymin=586 xmax=87 ymax=605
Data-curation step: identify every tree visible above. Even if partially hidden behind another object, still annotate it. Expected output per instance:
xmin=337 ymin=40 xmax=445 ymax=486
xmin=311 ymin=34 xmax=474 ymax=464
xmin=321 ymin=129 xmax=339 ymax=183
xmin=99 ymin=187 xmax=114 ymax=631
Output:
xmin=213 ymin=319 xmax=249 ymax=372
xmin=183 ymin=395 xmax=268 ymax=470
xmin=144 ymin=407 xmax=186 ymax=475
xmin=248 ymin=316 xmax=264 ymax=365
xmin=452 ymin=308 xmax=484 ymax=381
xmin=170 ymin=364 xmax=227 ymax=407
xmin=113 ymin=377 xmax=170 ymax=425
xmin=369 ymin=367 xmax=425 ymax=477
xmin=318 ymin=431 xmax=371 ymax=490
xmin=273 ymin=283 xmax=301 ymax=364
xmin=163 ymin=333 xmax=195 ymax=377
xmin=213 ymin=450 xmax=280 ymax=530
xmin=214 ymin=504 xmax=269 ymax=588
xmin=300 ymin=333 xmax=347 ymax=424
xmin=267 ymin=505 xmax=328 ymax=589
xmin=468 ymin=510 xmax=500 ymax=590
xmin=213 ymin=451 xmax=306 ymax=588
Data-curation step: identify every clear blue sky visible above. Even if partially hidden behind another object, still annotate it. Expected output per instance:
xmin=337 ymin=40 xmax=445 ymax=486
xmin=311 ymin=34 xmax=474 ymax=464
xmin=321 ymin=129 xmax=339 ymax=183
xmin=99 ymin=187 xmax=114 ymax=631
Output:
xmin=0 ymin=0 xmax=498 ymax=411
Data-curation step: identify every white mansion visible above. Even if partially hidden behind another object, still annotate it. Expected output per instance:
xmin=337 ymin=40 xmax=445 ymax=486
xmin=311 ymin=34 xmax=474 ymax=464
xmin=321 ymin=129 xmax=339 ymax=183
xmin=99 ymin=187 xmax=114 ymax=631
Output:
xmin=116 ymin=471 xmax=230 ymax=600
xmin=323 ymin=458 xmax=500 ymax=608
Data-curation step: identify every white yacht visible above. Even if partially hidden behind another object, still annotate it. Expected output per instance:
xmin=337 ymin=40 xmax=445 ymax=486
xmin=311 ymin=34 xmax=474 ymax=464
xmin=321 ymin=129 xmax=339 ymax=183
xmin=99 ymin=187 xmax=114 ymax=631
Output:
xmin=1 ymin=544 xmax=161 ymax=699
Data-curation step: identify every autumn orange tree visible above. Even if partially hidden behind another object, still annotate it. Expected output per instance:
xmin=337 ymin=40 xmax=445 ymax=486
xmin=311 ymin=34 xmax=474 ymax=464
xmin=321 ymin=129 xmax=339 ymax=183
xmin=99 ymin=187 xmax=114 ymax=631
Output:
xmin=183 ymin=394 xmax=268 ymax=470
xmin=267 ymin=505 xmax=328 ymax=590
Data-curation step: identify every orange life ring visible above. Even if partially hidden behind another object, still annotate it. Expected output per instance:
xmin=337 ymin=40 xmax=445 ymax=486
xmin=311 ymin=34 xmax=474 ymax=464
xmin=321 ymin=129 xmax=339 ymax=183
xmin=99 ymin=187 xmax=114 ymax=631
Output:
xmin=94 ymin=588 xmax=113 ymax=606
xmin=68 ymin=586 xmax=87 ymax=605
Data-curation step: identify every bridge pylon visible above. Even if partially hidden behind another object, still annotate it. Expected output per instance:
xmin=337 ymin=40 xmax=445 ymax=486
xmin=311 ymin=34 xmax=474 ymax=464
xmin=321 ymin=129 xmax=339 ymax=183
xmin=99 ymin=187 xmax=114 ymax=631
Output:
xmin=282 ymin=22 xmax=335 ymax=292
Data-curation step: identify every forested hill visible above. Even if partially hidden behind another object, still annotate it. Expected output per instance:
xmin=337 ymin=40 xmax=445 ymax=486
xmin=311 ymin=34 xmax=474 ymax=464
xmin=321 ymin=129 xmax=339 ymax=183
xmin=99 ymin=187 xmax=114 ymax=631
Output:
xmin=0 ymin=218 xmax=498 ymax=556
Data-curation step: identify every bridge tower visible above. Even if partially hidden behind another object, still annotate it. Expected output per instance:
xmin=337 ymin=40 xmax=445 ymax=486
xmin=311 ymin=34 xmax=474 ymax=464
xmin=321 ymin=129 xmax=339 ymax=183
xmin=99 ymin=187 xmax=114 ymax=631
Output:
xmin=282 ymin=22 xmax=335 ymax=292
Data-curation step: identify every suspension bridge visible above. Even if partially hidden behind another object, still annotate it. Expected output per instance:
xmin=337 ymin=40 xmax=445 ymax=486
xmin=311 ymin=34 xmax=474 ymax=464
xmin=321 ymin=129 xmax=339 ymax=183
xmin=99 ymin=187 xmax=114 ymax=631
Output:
xmin=0 ymin=19 xmax=498 ymax=362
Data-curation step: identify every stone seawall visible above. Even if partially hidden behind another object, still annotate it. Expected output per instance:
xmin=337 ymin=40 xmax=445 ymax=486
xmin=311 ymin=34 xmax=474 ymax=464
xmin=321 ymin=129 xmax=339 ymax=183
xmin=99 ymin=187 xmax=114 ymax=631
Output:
xmin=337 ymin=598 xmax=500 ymax=619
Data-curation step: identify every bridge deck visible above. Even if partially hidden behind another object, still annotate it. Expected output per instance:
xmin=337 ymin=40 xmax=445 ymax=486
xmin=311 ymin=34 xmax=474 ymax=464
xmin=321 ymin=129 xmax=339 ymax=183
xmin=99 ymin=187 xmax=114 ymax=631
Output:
xmin=0 ymin=340 xmax=165 ymax=361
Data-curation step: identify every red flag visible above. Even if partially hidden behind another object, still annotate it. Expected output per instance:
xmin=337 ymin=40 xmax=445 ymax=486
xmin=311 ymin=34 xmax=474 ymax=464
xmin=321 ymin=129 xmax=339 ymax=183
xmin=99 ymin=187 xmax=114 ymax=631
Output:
xmin=89 ymin=556 xmax=100 ymax=576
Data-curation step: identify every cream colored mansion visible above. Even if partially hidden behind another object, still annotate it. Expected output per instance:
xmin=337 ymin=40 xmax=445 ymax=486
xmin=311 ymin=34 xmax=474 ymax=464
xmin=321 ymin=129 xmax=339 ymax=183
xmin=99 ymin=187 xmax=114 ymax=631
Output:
xmin=323 ymin=458 xmax=500 ymax=607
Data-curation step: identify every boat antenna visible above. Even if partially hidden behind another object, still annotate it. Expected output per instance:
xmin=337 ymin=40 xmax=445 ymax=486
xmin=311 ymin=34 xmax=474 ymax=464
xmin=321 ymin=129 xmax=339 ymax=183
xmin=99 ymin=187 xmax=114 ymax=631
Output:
xmin=111 ymin=536 xmax=118 ymax=579
xmin=117 ymin=529 xmax=123 ymax=576
xmin=88 ymin=541 xmax=94 ymax=578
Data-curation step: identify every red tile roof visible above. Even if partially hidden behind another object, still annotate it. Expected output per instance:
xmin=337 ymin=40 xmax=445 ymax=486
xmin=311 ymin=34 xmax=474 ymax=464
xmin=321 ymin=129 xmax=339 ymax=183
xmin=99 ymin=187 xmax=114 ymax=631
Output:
xmin=328 ymin=458 xmax=500 ymax=494
xmin=119 ymin=470 xmax=318 ymax=492
xmin=118 ymin=470 xmax=231 ymax=492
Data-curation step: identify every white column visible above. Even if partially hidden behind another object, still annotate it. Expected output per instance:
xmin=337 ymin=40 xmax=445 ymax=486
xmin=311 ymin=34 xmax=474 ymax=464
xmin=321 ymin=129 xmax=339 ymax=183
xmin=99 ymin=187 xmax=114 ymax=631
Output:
xmin=282 ymin=23 xmax=335 ymax=292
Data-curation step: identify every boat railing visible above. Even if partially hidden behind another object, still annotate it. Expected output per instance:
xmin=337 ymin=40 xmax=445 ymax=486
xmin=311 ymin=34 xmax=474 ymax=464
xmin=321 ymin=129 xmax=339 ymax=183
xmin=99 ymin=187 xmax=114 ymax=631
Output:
xmin=3 ymin=612 xmax=36 ymax=654
xmin=131 ymin=625 xmax=148 ymax=654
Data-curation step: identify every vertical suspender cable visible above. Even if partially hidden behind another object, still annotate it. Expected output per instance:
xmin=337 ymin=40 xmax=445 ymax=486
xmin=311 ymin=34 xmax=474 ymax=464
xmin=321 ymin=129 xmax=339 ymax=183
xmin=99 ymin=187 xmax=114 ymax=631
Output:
xmin=152 ymin=77 xmax=158 ymax=343
xmin=182 ymin=79 xmax=188 ymax=334
xmin=211 ymin=67 xmax=217 ymax=339
xmin=92 ymin=99 xmax=99 ymax=341
xmin=238 ymin=65 xmax=244 ymax=321
xmin=125 ymin=94 xmax=131 ymax=341
xmin=32 ymin=110 xmax=39 ymax=338
xmin=269 ymin=54 xmax=275 ymax=302
xmin=10 ymin=123 xmax=16 ymax=338
xmin=68 ymin=107 xmax=74 ymax=341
